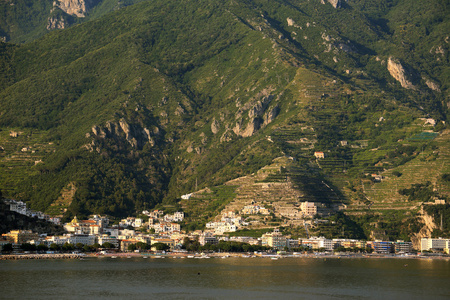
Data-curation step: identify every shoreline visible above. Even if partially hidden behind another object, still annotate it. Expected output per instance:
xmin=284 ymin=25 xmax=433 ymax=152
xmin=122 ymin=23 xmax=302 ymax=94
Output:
xmin=1 ymin=252 xmax=449 ymax=261
xmin=0 ymin=253 xmax=83 ymax=260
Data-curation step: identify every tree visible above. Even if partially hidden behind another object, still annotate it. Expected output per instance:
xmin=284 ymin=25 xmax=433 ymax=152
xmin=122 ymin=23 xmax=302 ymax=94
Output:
xmin=182 ymin=237 xmax=191 ymax=249
xmin=21 ymin=243 xmax=37 ymax=252
xmin=153 ymin=242 xmax=170 ymax=251
xmin=188 ymin=241 xmax=201 ymax=252
xmin=37 ymin=244 xmax=48 ymax=252
xmin=128 ymin=243 xmax=137 ymax=252
xmin=62 ymin=242 xmax=75 ymax=252
xmin=136 ymin=242 xmax=150 ymax=250
xmin=2 ymin=243 xmax=13 ymax=253
xmin=50 ymin=243 xmax=60 ymax=252
xmin=102 ymin=242 xmax=115 ymax=249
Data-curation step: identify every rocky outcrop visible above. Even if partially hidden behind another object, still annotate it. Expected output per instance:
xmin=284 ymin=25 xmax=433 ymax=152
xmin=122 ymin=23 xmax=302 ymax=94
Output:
xmin=327 ymin=0 xmax=341 ymax=8
xmin=387 ymin=57 xmax=416 ymax=90
xmin=263 ymin=105 xmax=280 ymax=126
xmin=233 ymin=92 xmax=276 ymax=138
xmin=90 ymin=119 xmax=159 ymax=149
xmin=220 ymin=129 xmax=234 ymax=143
xmin=211 ymin=118 xmax=220 ymax=134
xmin=47 ymin=16 xmax=66 ymax=30
xmin=411 ymin=207 xmax=437 ymax=249
xmin=286 ymin=18 xmax=295 ymax=27
xmin=55 ymin=0 xmax=99 ymax=17
xmin=424 ymin=78 xmax=441 ymax=92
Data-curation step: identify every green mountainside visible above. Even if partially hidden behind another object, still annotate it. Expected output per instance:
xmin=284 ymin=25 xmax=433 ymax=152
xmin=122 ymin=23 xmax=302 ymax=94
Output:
xmin=0 ymin=0 xmax=449 ymax=240
xmin=0 ymin=0 xmax=146 ymax=43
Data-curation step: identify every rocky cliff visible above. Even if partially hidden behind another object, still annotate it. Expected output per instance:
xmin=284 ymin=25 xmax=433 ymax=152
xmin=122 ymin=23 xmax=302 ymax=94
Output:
xmin=89 ymin=118 xmax=160 ymax=150
xmin=47 ymin=16 xmax=66 ymax=30
xmin=55 ymin=0 xmax=99 ymax=17
xmin=387 ymin=57 xmax=416 ymax=90
xmin=327 ymin=0 xmax=341 ymax=9
xmin=411 ymin=207 xmax=437 ymax=249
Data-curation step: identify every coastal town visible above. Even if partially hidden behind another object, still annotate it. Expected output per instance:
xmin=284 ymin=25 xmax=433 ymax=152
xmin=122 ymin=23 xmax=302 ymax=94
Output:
xmin=1 ymin=198 xmax=449 ymax=259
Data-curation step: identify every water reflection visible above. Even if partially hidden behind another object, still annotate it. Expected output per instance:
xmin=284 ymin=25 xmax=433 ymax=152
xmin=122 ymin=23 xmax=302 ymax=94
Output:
xmin=1 ymin=257 xmax=449 ymax=299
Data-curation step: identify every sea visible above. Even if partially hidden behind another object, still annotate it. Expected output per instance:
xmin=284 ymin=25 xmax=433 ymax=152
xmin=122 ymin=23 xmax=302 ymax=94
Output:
xmin=1 ymin=256 xmax=449 ymax=299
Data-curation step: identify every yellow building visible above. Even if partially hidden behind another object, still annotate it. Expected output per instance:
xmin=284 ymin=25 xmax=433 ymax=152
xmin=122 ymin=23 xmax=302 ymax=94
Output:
xmin=2 ymin=230 xmax=39 ymax=244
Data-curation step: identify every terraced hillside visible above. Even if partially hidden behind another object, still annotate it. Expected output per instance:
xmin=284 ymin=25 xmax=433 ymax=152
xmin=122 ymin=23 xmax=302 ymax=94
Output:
xmin=0 ymin=129 xmax=56 ymax=196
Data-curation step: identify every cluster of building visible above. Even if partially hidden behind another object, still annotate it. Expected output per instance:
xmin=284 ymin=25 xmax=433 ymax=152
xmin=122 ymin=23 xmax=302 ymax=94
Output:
xmin=0 ymin=209 xmax=186 ymax=252
xmin=206 ymin=211 xmax=245 ymax=234
xmin=1 ymin=201 xmax=448 ymax=255
xmin=205 ymin=201 xmax=329 ymax=234
xmin=241 ymin=204 xmax=270 ymax=215
xmin=118 ymin=210 xmax=185 ymax=235
xmin=3 ymin=199 xmax=61 ymax=225
xmin=2 ymin=223 xmax=449 ymax=254
xmin=259 ymin=229 xmax=421 ymax=254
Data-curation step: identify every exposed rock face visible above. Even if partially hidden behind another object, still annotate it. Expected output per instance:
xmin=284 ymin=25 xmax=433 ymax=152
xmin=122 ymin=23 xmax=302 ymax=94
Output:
xmin=174 ymin=104 xmax=185 ymax=116
xmin=56 ymin=0 xmax=99 ymax=17
xmin=286 ymin=18 xmax=295 ymax=27
xmin=424 ymin=79 xmax=441 ymax=92
xmin=242 ymin=118 xmax=261 ymax=138
xmin=220 ymin=129 xmax=234 ymax=143
xmin=387 ymin=57 xmax=416 ymax=90
xmin=47 ymin=16 xmax=66 ymax=30
xmin=338 ymin=43 xmax=354 ymax=53
xmin=327 ymin=0 xmax=341 ymax=8
xmin=233 ymin=93 xmax=276 ymax=138
xmin=211 ymin=118 xmax=220 ymax=134
xmin=91 ymin=119 xmax=159 ymax=149
xmin=263 ymin=105 xmax=280 ymax=126
xmin=411 ymin=207 xmax=437 ymax=249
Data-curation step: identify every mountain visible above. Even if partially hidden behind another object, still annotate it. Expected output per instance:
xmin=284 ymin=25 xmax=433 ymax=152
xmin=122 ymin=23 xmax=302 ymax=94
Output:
xmin=0 ymin=0 xmax=449 ymax=240
xmin=0 ymin=0 xmax=147 ymax=43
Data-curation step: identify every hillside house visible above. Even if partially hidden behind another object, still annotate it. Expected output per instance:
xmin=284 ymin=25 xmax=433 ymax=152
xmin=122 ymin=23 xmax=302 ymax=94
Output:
xmin=300 ymin=201 xmax=318 ymax=217
xmin=314 ymin=151 xmax=325 ymax=159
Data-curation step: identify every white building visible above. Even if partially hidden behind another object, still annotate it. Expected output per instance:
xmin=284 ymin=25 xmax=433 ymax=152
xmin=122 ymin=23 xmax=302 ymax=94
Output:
xmin=300 ymin=201 xmax=317 ymax=217
xmin=261 ymin=229 xmax=287 ymax=250
xmin=151 ymin=222 xmax=181 ymax=234
xmin=97 ymin=235 xmax=119 ymax=248
xmin=164 ymin=212 xmax=185 ymax=222
xmin=173 ymin=212 xmax=184 ymax=222
xmin=421 ymin=237 xmax=450 ymax=252
xmin=68 ymin=234 xmax=96 ymax=246
xmin=181 ymin=193 xmax=193 ymax=200
xmin=300 ymin=236 xmax=334 ymax=251
xmin=44 ymin=235 xmax=70 ymax=246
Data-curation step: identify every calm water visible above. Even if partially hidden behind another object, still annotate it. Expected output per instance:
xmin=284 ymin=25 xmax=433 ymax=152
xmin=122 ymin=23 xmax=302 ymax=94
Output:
xmin=1 ymin=256 xmax=449 ymax=299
